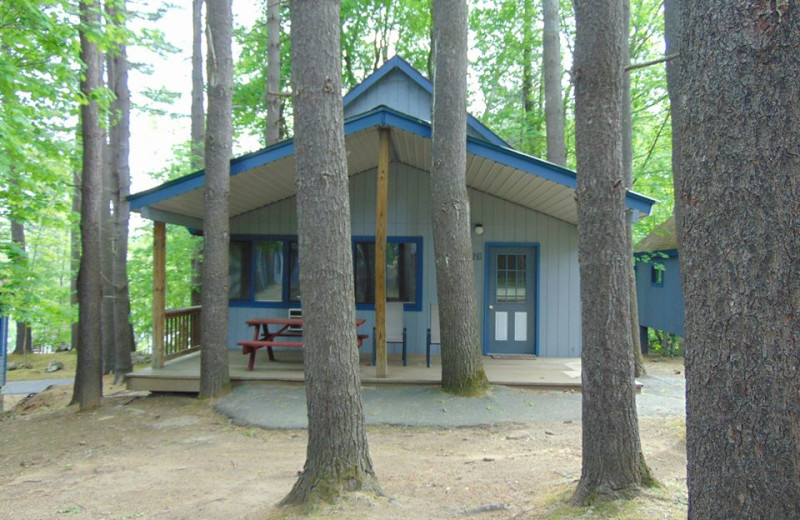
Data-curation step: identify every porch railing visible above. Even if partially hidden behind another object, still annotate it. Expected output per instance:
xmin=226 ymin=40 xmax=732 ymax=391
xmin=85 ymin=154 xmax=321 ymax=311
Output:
xmin=164 ymin=306 xmax=202 ymax=360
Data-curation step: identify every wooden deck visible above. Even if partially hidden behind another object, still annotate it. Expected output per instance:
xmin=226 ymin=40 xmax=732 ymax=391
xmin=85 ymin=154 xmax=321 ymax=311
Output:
xmin=126 ymin=349 xmax=587 ymax=393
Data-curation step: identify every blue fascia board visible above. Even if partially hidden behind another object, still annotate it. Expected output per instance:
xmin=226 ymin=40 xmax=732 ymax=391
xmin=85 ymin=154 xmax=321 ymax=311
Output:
xmin=130 ymin=104 xmax=655 ymax=217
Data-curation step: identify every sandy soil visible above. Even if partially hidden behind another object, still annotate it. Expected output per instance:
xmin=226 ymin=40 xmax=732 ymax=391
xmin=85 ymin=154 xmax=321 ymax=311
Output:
xmin=0 ymin=363 xmax=687 ymax=520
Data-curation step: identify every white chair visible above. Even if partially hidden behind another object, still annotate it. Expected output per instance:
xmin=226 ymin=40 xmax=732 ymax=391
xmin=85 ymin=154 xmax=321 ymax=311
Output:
xmin=426 ymin=304 xmax=440 ymax=368
xmin=372 ymin=302 xmax=407 ymax=366
xmin=287 ymin=308 xmax=303 ymax=334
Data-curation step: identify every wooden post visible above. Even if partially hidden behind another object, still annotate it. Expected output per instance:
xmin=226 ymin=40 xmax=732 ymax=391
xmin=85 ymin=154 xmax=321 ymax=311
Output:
xmin=152 ymin=221 xmax=166 ymax=369
xmin=375 ymin=128 xmax=390 ymax=377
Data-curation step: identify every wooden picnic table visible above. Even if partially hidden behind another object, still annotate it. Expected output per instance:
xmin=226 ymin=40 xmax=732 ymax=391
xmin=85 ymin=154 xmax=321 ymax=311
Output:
xmin=237 ymin=317 xmax=368 ymax=371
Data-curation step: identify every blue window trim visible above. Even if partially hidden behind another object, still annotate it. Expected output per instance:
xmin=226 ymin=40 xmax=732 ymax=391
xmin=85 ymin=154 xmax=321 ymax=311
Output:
xmin=351 ymin=235 xmax=423 ymax=312
xmin=228 ymin=234 xmax=299 ymax=309
xmin=482 ymin=242 xmax=540 ymax=357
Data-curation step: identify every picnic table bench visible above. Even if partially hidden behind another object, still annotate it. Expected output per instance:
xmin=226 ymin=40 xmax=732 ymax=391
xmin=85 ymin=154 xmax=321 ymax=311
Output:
xmin=237 ymin=317 xmax=368 ymax=371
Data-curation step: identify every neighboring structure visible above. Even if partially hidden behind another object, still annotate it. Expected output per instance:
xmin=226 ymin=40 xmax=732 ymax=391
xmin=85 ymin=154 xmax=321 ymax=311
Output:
xmin=634 ymin=215 xmax=684 ymax=346
xmin=130 ymin=56 xmax=655 ymax=361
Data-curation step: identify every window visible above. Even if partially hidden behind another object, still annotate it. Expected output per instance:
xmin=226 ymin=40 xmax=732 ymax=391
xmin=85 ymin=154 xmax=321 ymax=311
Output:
xmin=496 ymin=254 xmax=527 ymax=302
xmin=353 ymin=237 xmax=421 ymax=310
xmin=229 ymin=241 xmax=252 ymax=300
xmin=651 ymin=264 xmax=664 ymax=286
xmin=253 ymin=241 xmax=283 ymax=302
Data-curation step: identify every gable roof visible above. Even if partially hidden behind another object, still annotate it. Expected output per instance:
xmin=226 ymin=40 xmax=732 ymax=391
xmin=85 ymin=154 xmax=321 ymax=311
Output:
xmin=343 ymin=55 xmax=510 ymax=148
xmin=129 ymin=105 xmax=656 ymax=229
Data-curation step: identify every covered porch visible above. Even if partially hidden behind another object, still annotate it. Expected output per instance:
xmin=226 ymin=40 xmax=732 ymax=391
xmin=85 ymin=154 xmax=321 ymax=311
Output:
xmin=126 ymin=349 xmax=584 ymax=393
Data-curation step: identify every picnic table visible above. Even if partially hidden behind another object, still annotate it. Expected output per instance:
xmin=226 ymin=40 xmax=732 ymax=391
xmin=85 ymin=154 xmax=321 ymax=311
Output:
xmin=237 ymin=317 xmax=368 ymax=371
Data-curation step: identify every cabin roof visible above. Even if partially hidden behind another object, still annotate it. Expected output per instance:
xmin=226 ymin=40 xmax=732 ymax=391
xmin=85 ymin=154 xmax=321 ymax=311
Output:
xmin=129 ymin=105 xmax=655 ymax=229
xmin=635 ymin=215 xmax=677 ymax=253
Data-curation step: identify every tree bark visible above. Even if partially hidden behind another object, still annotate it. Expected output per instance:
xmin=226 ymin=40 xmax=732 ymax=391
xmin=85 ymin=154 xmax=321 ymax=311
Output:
xmin=571 ymin=0 xmax=651 ymax=504
xmin=621 ymin=0 xmax=646 ymax=378
xmin=431 ymin=0 xmax=488 ymax=396
xmin=10 ymin=219 xmax=32 ymax=355
xmin=198 ymin=0 xmax=233 ymax=399
xmin=71 ymin=166 xmax=80 ymax=353
xmin=281 ymin=0 xmax=381 ymax=505
xmin=542 ymin=0 xmax=566 ymax=166
xmin=108 ymin=0 xmax=134 ymax=382
xmin=72 ymin=0 xmax=104 ymax=410
xmin=521 ymin=0 xmax=534 ymax=152
xmin=265 ymin=0 xmax=281 ymax=146
xmin=674 ymin=3 xmax=800 ymax=518
xmin=190 ymin=0 xmax=204 ymax=308
xmin=101 ymin=113 xmax=115 ymax=374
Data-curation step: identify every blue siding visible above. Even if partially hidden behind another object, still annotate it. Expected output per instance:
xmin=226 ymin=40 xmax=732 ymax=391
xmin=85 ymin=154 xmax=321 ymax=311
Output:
xmin=228 ymin=163 xmax=582 ymax=357
xmin=635 ymin=253 xmax=685 ymax=336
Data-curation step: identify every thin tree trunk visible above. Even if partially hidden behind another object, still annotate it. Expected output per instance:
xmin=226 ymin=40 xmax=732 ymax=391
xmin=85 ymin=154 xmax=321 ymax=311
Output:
xmin=621 ymin=0 xmax=645 ymax=378
xmin=108 ymin=0 xmax=134 ymax=382
xmin=674 ymin=3 xmax=800 ymax=518
xmin=521 ymin=0 xmax=534 ymax=153
xmin=571 ymin=0 xmax=652 ymax=504
xmin=198 ymin=0 xmax=233 ymax=399
xmin=265 ymin=0 xmax=281 ymax=145
xmin=280 ymin=0 xmax=381 ymax=505
xmin=101 ymin=117 xmax=115 ymax=374
xmin=190 ymin=0 xmax=204 ymax=307
xmin=431 ymin=0 xmax=488 ymax=396
xmin=72 ymin=0 xmax=104 ymax=410
xmin=71 ymin=166 xmax=80 ymax=352
xmin=10 ymin=219 xmax=32 ymax=355
xmin=542 ymin=0 xmax=566 ymax=166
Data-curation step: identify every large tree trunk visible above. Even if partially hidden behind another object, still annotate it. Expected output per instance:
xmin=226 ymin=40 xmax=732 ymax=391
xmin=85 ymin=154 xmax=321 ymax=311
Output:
xmin=10 ymin=219 xmax=32 ymax=355
xmin=108 ymin=0 xmax=134 ymax=382
xmin=542 ymin=0 xmax=566 ymax=166
xmin=674 ymin=4 xmax=800 ymax=518
xmin=621 ymin=1 xmax=646 ymax=378
xmin=190 ymin=0 xmax=204 ymax=308
xmin=571 ymin=0 xmax=651 ymax=504
xmin=431 ymin=0 xmax=488 ymax=396
xmin=72 ymin=0 xmax=104 ymax=410
xmin=265 ymin=0 xmax=281 ymax=145
xmin=198 ymin=0 xmax=233 ymax=399
xmin=281 ymin=0 xmax=380 ymax=505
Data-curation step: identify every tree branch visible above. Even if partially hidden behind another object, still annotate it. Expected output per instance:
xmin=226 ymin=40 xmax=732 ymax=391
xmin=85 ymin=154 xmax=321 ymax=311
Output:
xmin=625 ymin=52 xmax=680 ymax=72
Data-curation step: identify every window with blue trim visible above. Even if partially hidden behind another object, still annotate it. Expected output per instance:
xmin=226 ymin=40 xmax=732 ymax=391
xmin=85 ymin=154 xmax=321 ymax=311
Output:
xmin=353 ymin=236 xmax=422 ymax=310
xmin=651 ymin=264 xmax=664 ymax=286
xmin=229 ymin=237 xmax=299 ymax=306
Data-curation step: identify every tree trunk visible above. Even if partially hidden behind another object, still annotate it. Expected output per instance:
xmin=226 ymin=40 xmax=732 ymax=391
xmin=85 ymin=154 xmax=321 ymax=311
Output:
xmin=542 ymin=0 xmax=566 ymax=166
xmin=521 ymin=0 xmax=533 ymax=152
xmin=10 ymin=219 xmax=32 ymax=355
xmin=674 ymin=4 xmax=800 ymax=518
xmin=108 ymin=0 xmax=134 ymax=382
xmin=101 ymin=119 xmax=115 ymax=374
xmin=431 ymin=0 xmax=488 ymax=396
xmin=281 ymin=0 xmax=381 ymax=505
xmin=190 ymin=0 xmax=204 ymax=307
xmin=571 ymin=0 xmax=651 ymax=504
xmin=621 ymin=1 xmax=645 ymax=378
xmin=72 ymin=0 xmax=105 ymax=410
xmin=265 ymin=0 xmax=281 ymax=146
xmin=198 ymin=0 xmax=233 ymax=399
xmin=71 ymin=166 xmax=80 ymax=353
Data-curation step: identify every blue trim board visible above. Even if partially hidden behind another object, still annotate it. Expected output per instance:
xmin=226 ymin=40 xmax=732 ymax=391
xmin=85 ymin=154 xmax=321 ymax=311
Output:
xmin=634 ymin=248 xmax=679 ymax=259
xmin=130 ymin=105 xmax=655 ymax=218
xmin=482 ymin=242 xmax=540 ymax=356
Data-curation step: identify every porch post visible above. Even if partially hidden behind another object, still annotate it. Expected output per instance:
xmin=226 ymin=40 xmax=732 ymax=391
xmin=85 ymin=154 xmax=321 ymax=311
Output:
xmin=152 ymin=220 xmax=166 ymax=369
xmin=375 ymin=127 xmax=390 ymax=377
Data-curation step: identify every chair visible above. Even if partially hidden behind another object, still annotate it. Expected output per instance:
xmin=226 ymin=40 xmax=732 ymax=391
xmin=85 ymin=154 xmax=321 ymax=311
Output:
xmin=373 ymin=302 xmax=407 ymax=366
xmin=426 ymin=304 xmax=440 ymax=368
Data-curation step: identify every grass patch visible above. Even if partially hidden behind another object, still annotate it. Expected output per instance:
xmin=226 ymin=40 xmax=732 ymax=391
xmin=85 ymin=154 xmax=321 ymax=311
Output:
xmin=535 ymin=483 xmax=687 ymax=519
xmin=6 ymin=352 xmax=77 ymax=381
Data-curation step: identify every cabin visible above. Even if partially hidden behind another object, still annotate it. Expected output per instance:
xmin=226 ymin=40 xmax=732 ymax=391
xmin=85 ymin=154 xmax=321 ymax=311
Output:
xmin=634 ymin=216 xmax=684 ymax=348
xmin=129 ymin=56 xmax=655 ymax=384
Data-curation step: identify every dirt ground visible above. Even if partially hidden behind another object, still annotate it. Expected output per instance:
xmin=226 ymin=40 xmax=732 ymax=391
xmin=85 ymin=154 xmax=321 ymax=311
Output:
xmin=0 ymin=361 xmax=687 ymax=520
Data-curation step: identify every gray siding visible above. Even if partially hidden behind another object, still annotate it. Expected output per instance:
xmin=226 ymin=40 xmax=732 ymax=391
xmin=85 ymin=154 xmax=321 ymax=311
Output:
xmin=228 ymin=163 xmax=581 ymax=357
